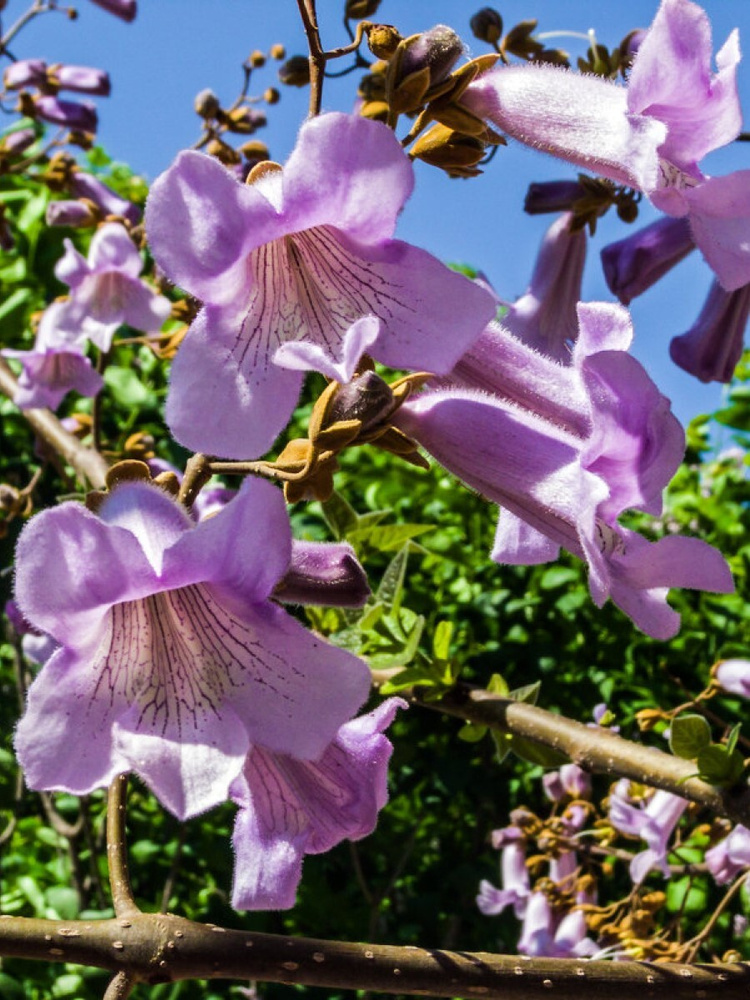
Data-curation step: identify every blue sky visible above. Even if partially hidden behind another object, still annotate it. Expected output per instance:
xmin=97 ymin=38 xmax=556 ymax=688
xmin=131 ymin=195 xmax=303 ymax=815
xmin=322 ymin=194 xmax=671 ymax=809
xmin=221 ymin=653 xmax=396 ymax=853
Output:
xmin=10 ymin=0 xmax=750 ymax=426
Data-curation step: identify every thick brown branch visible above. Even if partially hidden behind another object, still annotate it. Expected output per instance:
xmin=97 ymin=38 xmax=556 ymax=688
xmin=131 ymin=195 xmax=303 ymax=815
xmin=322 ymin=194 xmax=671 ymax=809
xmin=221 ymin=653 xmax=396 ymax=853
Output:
xmin=421 ymin=685 xmax=750 ymax=826
xmin=0 ymin=356 xmax=109 ymax=489
xmin=0 ymin=913 xmax=747 ymax=997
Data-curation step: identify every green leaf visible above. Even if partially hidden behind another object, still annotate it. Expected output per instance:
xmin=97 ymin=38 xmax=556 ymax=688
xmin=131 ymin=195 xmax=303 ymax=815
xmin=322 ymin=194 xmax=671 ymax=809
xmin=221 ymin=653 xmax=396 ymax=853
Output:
xmin=0 ymin=973 xmax=25 ymax=1000
xmin=375 ymin=542 xmax=410 ymax=611
xmin=492 ymin=729 xmax=513 ymax=764
xmin=16 ymin=188 xmax=49 ymax=233
xmin=666 ymin=875 xmax=709 ymax=916
xmin=726 ymin=723 xmax=742 ymax=756
xmin=508 ymin=681 xmax=541 ymax=705
xmin=669 ymin=714 xmax=711 ymax=759
xmin=487 ymin=672 xmax=510 ymax=697
xmin=0 ymin=286 xmax=31 ymax=327
xmin=510 ymin=735 xmax=568 ymax=768
xmin=539 ymin=566 xmax=579 ymax=590
xmin=320 ymin=491 xmax=358 ymax=540
xmin=696 ymin=744 xmax=745 ymax=786
xmin=432 ymin=619 xmax=453 ymax=661
xmin=104 ymin=365 xmax=153 ymax=407
xmin=348 ymin=521 xmax=432 ymax=552
xmin=457 ymin=722 xmax=488 ymax=743
xmin=45 ymin=885 xmax=79 ymax=921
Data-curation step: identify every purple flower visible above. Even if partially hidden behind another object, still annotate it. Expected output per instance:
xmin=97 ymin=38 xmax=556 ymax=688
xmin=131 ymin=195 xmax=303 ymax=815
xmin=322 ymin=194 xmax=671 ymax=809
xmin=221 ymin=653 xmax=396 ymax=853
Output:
xmin=230 ymin=697 xmax=405 ymax=910
xmin=670 ymin=280 xmax=750 ymax=383
xmin=543 ymin=763 xmax=591 ymax=802
xmin=714 ymin=659 xmax=750 ymax=699
xmin=3 ymin=59 xmax=48 ymax=90
xmin=52 ymin=222 xmax=171 ymax=350
xmin=274 ymin=540 xmax=370 ymax=608
xmin=601 ymin=217 xmax=695 ymax=306
xmin=502 ymin=212 xmax=587 ymax=360
xmin=1 ymin=301 xmax=103 ymax=410
xmin=70 ymin=172 xmax=141 ymax=226
xmin=34 ymin=95 xmax=98 ymax=133
xmin=145 ymin=111 xmax=496 ymax=459
xmin=524 ymin=181 xmax=587 ymax=215
xmin=478 ymin=826 xmax=530 ymax=919
xmin=464 ymin=0 xmax=749 ymax=290
xmin=88 ymin=0 xmax=136 ymax=21
xmin=705 ymin=825 xmax=750 ymax=885
xmin=397 ymin=304 xmax=733 ymax=638
xmin=609 ymin=783 xmax=688 ymax=884
xmin=46 ymin=200 xmax=100 ymax=229
xmin=51 ymin=64 xmax=111 ymax=97
xmin=2 ymin=128 xmax=37 ymax=156
xmin=13 ymin=477 xmax=371 ymax=819
xmin=517 ymin=892 xmax=598 ymax=958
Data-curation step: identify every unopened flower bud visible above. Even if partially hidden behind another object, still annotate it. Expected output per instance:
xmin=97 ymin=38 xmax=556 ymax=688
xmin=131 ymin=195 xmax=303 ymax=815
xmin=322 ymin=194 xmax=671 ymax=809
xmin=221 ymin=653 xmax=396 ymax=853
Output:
xmin=2 ymin=128 xmax=36 ymax=156
xmin=248 ymin=49 xmax=266 ymax=68
xmin=34 ymin=95 xmax=98 ymax=133
xmin=345 ymin=0 xmax=381 ymax=19
xmin=263 ymin=86 xmax=280 ymax=104
xmin=366 ymin=24 xmax=401 ymax=60
xmin=328 ymin=371 xmax=394 ymax=433
xmin=4 ymin=59 xmax=47 ymax=90
xmin=398 ymin=25 xmax=464 ymax=90
xmin=194 ymin=88 xmax=221 ymax=118
xmin=240 ymin=140 xmax=270 ymax=164
xmin=524 ymin=180 xmax=587 ymax=215
xmin=0 ymin=483 xmax=20 ymax=511
xmin=278 ymin=55 xmax=310 ymax=87
xmin=269 ymin=43 xmax=286 ymax=60
xmin=470 ymin=8 xmax=503 ymax=46
xmin=222 ymin=106 xmax=266 ymax=134
xmin=52 ymin=63 xmax=111 ymax=96
xmin=46 ymin=198 xmax=100 ymax=228
xmin=411 ymin=123 xmax=485 ymax=174
xmin=206 ymin=137 xmax=241 ymax=165
xmin=87 ymin=0 xmax=136 ymax=23
xmin=70 ymin=171 xmax=141 ymax=225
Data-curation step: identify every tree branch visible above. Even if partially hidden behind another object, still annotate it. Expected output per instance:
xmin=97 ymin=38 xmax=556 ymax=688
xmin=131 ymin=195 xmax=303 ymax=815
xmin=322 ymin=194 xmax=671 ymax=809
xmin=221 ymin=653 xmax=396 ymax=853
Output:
xmin=0 ymin=356 xmax=109 ymax=489
xmin=416 ymin=684 xmax=750 ymax=826
xmin=0 ymin=913 xmax=747 ymax=997
xmin=106 ymin=776 xmax=140 ymax=919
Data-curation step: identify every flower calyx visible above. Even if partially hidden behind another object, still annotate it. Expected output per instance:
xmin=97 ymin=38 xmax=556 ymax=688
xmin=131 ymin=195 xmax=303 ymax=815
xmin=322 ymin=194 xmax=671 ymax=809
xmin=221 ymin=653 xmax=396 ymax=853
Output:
xmin=85 ymin=458 xmax=179 ymax=512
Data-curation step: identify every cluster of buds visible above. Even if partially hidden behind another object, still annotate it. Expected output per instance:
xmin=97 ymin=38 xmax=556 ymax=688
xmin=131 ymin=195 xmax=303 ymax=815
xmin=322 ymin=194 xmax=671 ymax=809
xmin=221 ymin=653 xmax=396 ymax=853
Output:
xmin=470 ymin=9 xmax=569 ymax=67
xmin=193 ymin=45 xmax=285 ymax=177
xmin=245 ymin=367 xmax=430 ymax=504
xmin=359 ymin=23 xmax=505 ymax=177
xmin=40 ymin=151 xmax=141 ymax=229
xmin=3 ymin=58 xmax=112 ymax=143
xmin=524 ymin=176 xmax=642 ymax=233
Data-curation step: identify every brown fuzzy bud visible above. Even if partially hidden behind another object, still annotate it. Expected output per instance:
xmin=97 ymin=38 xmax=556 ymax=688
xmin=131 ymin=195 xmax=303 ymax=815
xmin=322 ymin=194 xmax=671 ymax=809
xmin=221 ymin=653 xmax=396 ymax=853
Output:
xmin=359 ymin=99 xmax=389 ymax=122
xmin=345 ymin=0 xmax=381 ymax=19
xmin=366 ymin=24 xmax=402 ymax=59
xmin=248 ymin=49 xmax=266 ymax=68
xmin=264 ymin=86 xmax=280 ymax=104
xmin=194 ymin=88 xmax=221 ymax=119
xmin=270 ymin=43 xmax=286 ymax=60
xmin=358 ymin=70 xmax=386 ymax=102
xmin=240 ymin=140 xmax=270 ymax=163
xmin=206 ymin=138 xmax=241 ymax=165
xmin=470 ymin=8 xmax=503 ymax=46
xmin=278 ymin=55 xmax=311 ymax=87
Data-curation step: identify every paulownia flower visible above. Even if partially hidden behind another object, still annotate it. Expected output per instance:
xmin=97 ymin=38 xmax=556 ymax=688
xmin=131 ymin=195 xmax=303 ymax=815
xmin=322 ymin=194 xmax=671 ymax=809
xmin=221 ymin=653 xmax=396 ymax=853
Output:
xmin=1 ymin=301 xmax=103 ymax=410
xmin=670 ymin=280 xmax=750 ymax=383
xmin=13 ymin=477 xmax=371 ymax=819
xmin=145 ymin=111 xmax=496 ymax=459
xmin=705 ymin=824 xmax=750 ymax=884
xmin=464 ymin=0 xmax=749 ymax=290
xmin=52 ymin=221 xmax=170 ymax=350
xmin=230 ymin=697 xmax=405 ymax=910
xmin=397 ymin=303 xmax=733 ymax=638
xmin=477 ymin=825 xmax=530 ymax=918
xmin=609 ymin=782 xmax=688 ymax=884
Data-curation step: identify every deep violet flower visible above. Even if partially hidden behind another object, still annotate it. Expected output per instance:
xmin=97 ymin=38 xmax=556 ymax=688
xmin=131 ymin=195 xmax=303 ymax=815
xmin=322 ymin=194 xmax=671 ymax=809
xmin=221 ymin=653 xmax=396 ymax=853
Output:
xmin=145 ymin=111 xmax=496 ymax=459
xmin=601 ymin=217 xmax=695 ymax=306
xmin=1 ymin=301 xmax=103 ymax=410
xmin=464 ymin=0 xmax=749 ymax=291
xmin=52 ymin=222 xmax=171 ymax=351
xmin=88 ymin=0 xmax=136 ymax=21
xmin=230 ymin=697 xmax=405 ymax=910
xmin=669 ymin=280 xmax=750 ymax=383
xmin=34 ymin=96 xmax=98 ymax=134
xmin=397 ymin=303 xmax=733 ymax=639
xmin=13 ymin=477 xmax=371 ymax=819
xmin=609 ymin=782 xmax=689 ymax=884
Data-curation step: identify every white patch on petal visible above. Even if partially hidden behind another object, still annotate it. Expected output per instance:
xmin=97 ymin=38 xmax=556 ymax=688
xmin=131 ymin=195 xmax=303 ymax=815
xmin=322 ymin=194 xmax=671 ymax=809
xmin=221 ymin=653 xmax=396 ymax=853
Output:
xmin=89 ymin=584 xmax=298 ymax=740
xmin=594 ymin=520 xmax=626 ymax=557
xmin=657 ymin=159 xmax=700 ymax=192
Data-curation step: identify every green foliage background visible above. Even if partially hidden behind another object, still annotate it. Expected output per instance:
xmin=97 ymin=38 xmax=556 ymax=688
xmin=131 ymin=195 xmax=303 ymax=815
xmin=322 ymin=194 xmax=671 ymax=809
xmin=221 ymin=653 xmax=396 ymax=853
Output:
xmin=1 ymin=152 xmax=749 ymax=998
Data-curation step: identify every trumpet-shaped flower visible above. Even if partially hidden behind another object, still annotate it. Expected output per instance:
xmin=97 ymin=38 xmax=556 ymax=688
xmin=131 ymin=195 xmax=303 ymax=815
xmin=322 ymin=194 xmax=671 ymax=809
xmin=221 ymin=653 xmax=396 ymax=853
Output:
xmin=13 ymin=477 xmax=371 ymax=819
xmin=397 ymin=303 xmax=733 ymax=638
xmin=477 ymin=825 xmax=531 ymax=919
xmin=609 ymin=783 xmax=688 ymax=884
xmin=145 ymin=111 xmax=496 ymax=459
xmin=52 ymin=222 xmax=170 ymax=351
xmin=464 ymin=0 xmax=749 ymax=290
xmin=601 ymin=217 xmax=695 ymax=306
xmin=230 ymin=697 xmax=405 ymax=910
xmin=2 ymin=301 xmax=103 ymax=410
xmin=670 ymin=280 xmax=750 ymax=383
xmin=705 ymin=825 xmax=750 ymax=884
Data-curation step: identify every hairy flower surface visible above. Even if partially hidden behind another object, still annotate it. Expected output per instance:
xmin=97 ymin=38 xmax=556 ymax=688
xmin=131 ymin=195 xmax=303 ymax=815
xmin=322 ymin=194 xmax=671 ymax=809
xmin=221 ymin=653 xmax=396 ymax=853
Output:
xmin=230 ymin=697 xmax=405 ymax=910
xmin=465 ymin=0 xmax=749 ymax=290
xmin=146 ymin=111 xmax=496 ymax=459
xmin=13 ymin=478 xmax=371 ymax=819
xmin=52 ymin=222 xmax=170 ymax=350
xmin=397 ymin=303 xmax=733 ymax=638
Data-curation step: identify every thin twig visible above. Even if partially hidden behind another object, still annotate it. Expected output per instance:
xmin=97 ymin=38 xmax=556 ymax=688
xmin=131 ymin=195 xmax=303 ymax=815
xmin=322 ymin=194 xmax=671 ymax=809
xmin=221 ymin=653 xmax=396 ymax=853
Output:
xmin=178 ymin=452 xmax=213 ymax=508
xmin=106 ymin=775 xmax=139 ymax=919
xmin=681 ymin=870 xmax=750 ymax=962
xmin=296 ymin=0 xmax=326 ymax=116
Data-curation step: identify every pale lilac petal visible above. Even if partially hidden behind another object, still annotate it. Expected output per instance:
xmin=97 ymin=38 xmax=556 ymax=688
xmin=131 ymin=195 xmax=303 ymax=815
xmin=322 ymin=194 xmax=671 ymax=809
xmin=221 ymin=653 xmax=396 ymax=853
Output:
xmin=464 ymin=65 xmax=666 ymax=191
xmin=281 ymin=112 xmax=414 ymax=243
xmin=145 ymin=150 xmax=282 ymax=306
xmin=628 ymin=0 xmax=741 ymax=169
xmin=477 ymin=880 xmax=519 ymax=916
xmin=630 ymin=847 xmax=666 ymax=884
xmin=165 ymin=306 xmax=304 ymax=458
xmin=98 ymin=480 xmax=193 ymax=575
xmin=518 ymin=892 xmax=556 ymax=956
xmin=87 ymin=222 xmax=144 ymax=278
xmin=273 ymin=315 xmax=380 ymax=383
xmin=55 ymin=238 xmax=90 ymax=288
xmin=686 ymin=171 xmax=750 ymax=291
xmin=2 ymin=345 xmax=103 ymax=410
xmin=715 ymin=660 xmax=750 ymax=698
xmin=22 ymin=632 xmax=58 ymax=666
xmin=493 ymin=511 xmax=559 ymax=566
xmin=670 ymin=280 xmax=750 ymax=382
xmin=231 ymin=698 xmax=404 ymax=910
